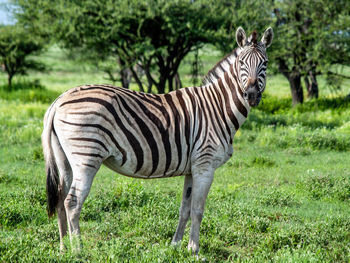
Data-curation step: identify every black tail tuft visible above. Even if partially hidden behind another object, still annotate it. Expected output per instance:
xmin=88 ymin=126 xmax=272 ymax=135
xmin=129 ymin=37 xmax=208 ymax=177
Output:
xmin=46 ymin=164 xmax=59 ymax=218
xmin=42 ymin=101 xmax=60 ymax=218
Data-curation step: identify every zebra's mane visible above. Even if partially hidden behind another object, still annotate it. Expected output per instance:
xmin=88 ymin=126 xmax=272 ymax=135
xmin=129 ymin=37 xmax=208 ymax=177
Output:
xmin=202 ymin=48 xmax=239 ymax=86
xmin=202 ymin=32 xmax=258 ymax=86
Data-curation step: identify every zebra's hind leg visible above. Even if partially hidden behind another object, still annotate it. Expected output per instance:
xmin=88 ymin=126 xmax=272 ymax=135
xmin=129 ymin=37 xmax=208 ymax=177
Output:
xmin=187 ymin=168 xmax=214 ymax=256
xmin=64 ymin=162 xmax=101 ymax=252
xmin=51 ymin=132 xmax=73 ymax=252
xmin=172 ymin=174 xmax=192 ymax=246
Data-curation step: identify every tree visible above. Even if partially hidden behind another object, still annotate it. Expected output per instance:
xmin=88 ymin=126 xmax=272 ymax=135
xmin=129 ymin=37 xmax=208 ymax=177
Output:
xmin=213 ymin=0 xmax=350 ymax=105
xmin=15 ymin=0 xmax=226 ymax=93
xmin=0 ymin=25 xmax=45 ymax=87
xmin=208 ymin=0 xmax=274 ymax=54
xmin=271 ymin=0 xmax=350 ymax=104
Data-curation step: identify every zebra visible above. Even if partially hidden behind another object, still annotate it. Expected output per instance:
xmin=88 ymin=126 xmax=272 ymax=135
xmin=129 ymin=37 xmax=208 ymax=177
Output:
xmin=42 ymin=26 xmax=273 ymax=255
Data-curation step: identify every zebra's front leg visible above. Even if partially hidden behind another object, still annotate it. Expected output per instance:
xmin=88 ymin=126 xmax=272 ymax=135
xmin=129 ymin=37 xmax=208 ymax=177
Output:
xmin=172 ymin=174 xmax=193 ymax=246
xmin=188 ymin=169 xmax=214 ymax=256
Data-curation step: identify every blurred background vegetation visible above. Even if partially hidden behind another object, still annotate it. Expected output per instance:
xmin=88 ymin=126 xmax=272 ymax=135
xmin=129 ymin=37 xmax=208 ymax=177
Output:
xmin=0 ymin=0 xmax=349 ymax=102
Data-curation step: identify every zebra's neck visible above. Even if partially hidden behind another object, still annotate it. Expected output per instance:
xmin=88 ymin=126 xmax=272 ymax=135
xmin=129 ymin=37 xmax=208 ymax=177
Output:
xmin=202 ymin=47 xmax=242 ymax=86
xmin=202 ymin=62 xmax=250 ymax=140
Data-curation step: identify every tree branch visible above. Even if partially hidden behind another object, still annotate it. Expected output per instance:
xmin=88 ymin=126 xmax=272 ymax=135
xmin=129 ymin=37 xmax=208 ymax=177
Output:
xmin=327 ymin=71 xmax=350 ymax=79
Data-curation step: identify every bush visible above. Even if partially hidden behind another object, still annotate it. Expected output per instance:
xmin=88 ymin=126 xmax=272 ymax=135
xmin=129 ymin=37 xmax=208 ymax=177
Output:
xmin=258 ymin=94 xmax=292 ymax=114
xmin=0 ymin=81 xmax=59 ymax=103
xmin=245 ymin=95 xmax=350 ymax=132
xmin=256 ymin=125 xmax=350 ymax=151
xmin=0 ymin=79 xmax=45 ymax=91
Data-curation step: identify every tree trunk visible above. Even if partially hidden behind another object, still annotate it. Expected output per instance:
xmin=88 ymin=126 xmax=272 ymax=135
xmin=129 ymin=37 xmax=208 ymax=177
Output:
xmin=168 ymin=76 xmax=174 ymax=92
xmin=146 ymin=73 xmax=153 ymax=93
xmin=277 ymin=59 xmax=303 ymax=105
xmin=175 ymin=73 xmax=182 ymax=90
xmin=289 ymin=68 xmax=303 ymax=105
xmin=306 ymin=70 xmax=318 ymax=98
xmin=120 ymin=68 xmax=132 ymax=89
xmin=157 ymin=76 xmax=167 ymax=94
xmin=117 ymin=58 xmax=131 ymax=89
xmin=129 ymin=67 xmax=144 ymax=92
xmin=8 ymin=74 xmax=13 ymax=88
xmin=144 ymin=65 xmax=154 ymax=94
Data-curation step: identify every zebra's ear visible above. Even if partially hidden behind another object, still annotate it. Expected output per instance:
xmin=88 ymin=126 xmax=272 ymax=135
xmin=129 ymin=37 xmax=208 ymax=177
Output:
xmin=261 ymin=27 xmax=274 ymax=48
xmin=236 ymin=27 xmax=247 ymax=48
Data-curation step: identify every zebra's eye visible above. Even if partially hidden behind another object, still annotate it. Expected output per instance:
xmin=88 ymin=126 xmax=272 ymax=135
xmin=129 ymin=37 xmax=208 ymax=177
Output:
xmin=239 ymin=60 xmax=244 ymax=66
xmin=262 ymin=61 xmax=268 ymax=67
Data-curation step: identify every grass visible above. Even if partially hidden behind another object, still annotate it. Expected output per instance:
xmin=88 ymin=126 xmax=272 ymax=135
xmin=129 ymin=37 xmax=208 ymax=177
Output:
xmin=0 ymin=46 xmax=350 ymax=262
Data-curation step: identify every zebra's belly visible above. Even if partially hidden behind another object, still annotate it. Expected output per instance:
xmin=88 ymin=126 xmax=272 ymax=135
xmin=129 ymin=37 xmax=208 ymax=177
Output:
xmin=103 ymin=156 xmax=189 ymax=179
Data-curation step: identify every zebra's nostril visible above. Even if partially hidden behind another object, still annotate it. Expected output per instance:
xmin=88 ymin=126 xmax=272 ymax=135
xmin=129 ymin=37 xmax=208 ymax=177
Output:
xmin=243 ymin=92 xmax=248 ymax=100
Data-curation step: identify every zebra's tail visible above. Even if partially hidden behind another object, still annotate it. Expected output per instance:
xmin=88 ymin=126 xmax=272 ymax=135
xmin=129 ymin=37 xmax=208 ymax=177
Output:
xmin=41 ymin=101 xmax=59 ymax=218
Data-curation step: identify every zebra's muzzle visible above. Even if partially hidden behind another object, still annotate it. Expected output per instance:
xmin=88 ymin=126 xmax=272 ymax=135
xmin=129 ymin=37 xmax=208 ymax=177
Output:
xmin=243 ymin=87 xmax=261 ymax=107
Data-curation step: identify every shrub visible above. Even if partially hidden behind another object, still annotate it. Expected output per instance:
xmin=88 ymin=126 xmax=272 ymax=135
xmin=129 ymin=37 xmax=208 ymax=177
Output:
xmin=257 ymin=94 xmax=350 ymax=115
xmin=257 ymin=125 xmax=350 ymax=151
xmin=0 ymin=82 xmax=59 ymax=103
xmin=0 ymin=79 xmax=45 ymax=91
xmin=258 ymin=94 xmax=292 ymax=114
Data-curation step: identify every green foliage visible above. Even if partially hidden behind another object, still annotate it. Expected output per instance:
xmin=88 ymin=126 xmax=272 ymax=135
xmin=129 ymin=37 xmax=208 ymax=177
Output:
xmin=251 ymin=156 xmax=276 ymax=167
xmin=258 ymin=94 xmax=292 ymax=114
xmin=0 ymin=80 xmax=59 ymax=103
xmin=259 ymin=188 xmax=301 ymax=208
xmin=251 ymin=125 xmax=350 ymax=151
xmin=269 ymin=0 xmax=350 ymax=102
xmin=209 ymin=0 xmax=273 ymax=53
xmin=16 ymin=0 xmax=229 ymax=93
xmin=272 ymin=0 xmax=350 ymax=70
xmin=0 ymin=100 xmax=46 ymax=148
xmin=0 ymin=79 xmax=45 ymax=91
xmin=0 ymin=25 xmax=46 ymax=87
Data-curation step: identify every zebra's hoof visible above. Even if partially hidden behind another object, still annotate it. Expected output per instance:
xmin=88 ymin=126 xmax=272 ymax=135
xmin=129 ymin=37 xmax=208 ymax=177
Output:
xmin=171 ymin=240 xmax=181 ymax=248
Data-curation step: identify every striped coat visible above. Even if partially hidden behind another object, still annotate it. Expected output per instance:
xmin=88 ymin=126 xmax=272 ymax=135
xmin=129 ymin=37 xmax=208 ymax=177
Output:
xmin=42 ymin=26 xmax=273 ymax=255
xmin=51 ymin=75 xmax=246 ymax=178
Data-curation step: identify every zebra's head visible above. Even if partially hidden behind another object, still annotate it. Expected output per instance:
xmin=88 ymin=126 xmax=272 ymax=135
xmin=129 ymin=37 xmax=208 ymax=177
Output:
xmin=235 ymin=27 xmax=273 ymax=107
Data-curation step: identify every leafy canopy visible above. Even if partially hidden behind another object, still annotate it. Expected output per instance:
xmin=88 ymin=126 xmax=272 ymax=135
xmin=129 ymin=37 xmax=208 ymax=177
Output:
xmin=0 ymin=25 xmax=46 ymax=87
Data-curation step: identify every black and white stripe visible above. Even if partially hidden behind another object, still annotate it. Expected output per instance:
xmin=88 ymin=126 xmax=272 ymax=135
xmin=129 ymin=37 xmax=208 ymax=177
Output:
xmin=42 ymin=26 xmax=273 ymax=254
xmin=53 ymin=79 xmax=243 ymax=178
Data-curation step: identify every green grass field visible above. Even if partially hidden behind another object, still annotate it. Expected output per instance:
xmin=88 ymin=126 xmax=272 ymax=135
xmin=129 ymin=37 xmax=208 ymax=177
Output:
xmin=0 ymin=46 xmax=349 ymax=262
